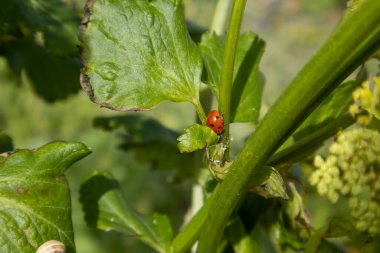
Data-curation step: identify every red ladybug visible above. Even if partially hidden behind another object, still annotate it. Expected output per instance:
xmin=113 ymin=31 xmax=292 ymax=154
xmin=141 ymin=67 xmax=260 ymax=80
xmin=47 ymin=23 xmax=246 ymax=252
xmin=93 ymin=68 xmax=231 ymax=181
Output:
xmin=206 ymin=110 xmax=224 ymax=135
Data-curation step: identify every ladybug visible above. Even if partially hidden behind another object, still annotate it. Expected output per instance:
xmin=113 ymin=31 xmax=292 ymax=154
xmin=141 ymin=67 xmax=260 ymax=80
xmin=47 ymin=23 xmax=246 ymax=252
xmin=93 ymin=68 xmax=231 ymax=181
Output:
xmin=206 ymin=110 xmax=224 ymax=135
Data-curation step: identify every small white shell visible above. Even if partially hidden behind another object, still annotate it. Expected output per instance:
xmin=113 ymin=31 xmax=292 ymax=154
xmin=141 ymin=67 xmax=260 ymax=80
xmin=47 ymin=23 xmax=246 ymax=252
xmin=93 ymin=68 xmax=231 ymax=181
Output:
xmin=36 ymin=240 xmax=65 ymax=253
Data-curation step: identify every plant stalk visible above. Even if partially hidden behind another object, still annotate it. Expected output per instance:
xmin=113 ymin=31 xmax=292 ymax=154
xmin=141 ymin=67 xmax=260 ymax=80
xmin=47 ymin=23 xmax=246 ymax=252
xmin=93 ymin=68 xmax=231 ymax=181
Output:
xmin=219 ymin=0 xmax=247 ymax=162
xmin=193 ymin=99 xmax=207 ymax=125
xmin=210 ymin=0 xmax=232 ymax=35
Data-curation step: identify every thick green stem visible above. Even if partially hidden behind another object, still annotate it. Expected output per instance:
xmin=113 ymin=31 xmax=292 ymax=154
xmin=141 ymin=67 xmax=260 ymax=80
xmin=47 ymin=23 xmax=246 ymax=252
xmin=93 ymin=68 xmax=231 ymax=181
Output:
xmin=197 ymin=1 xmax=380 ymax=252
xmin=219 ymin=0 xmax=247 ymax=161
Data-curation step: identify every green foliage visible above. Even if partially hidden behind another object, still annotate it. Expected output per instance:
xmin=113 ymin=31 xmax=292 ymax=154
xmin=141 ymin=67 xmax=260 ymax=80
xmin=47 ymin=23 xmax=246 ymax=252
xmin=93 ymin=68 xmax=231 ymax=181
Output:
xmin=0 ymin=141 xmax=90 ymax=253
xmin=0 ymin=0 xmax=79 ymax=55
xmin=79 ymin=0 xmax=203 ymax=111
xmin=269 ymin=70 xmax=366 ymax=166
xmin=94 ymin=115 xmax=198 ymax=179
xmin=0 ymin=0 xmax=81 ymax=102
xmin=200 ymin=31 xmax=265 ymax=122
xmin=2 ymin=0 xmax=380 ymax=252
xmin=2 ymin=39 xmax=81 ymax=101
xmin=80 ymin=171 xmax=173 ymax=253
xmin=304 ymin=216 xmax=365 ymax=253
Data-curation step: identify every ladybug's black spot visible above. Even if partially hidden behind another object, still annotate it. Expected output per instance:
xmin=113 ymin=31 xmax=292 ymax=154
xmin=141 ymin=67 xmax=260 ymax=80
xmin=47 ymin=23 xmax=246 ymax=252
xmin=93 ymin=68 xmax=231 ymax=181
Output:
xmin=210 ymin=124 xmax=215 ymax=127
xmin=215 ymin=116 xmax=219 ymax=119
xmin=218 ymin=126 xmax=221 ymax=129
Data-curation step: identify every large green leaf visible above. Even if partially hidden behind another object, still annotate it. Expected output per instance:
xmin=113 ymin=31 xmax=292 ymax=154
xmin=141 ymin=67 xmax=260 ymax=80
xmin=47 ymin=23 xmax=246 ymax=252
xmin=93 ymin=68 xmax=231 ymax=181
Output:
xmin=0 ymin=0 xmax=82 ymax=101
xmin=199 ymin=32 xmax=265 ymax=122
xmin=0 ymin=0 xmax=80 ymax=55
xmin=80 ymin=171 xmax=173 ymax=253
xmin=94 ymin=115 xmax=197 ymax=179
xmin=80 ymin=0 xmax=202 ymax=111
xmin=0 ymin=141 xmax=91 ymax=253
xmin=2 ymin=39 xmax=81 ymax=102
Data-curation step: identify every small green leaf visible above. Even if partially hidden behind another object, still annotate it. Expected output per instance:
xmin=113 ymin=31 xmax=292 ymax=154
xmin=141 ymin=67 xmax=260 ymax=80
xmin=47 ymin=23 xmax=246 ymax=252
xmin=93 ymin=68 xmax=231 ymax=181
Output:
xmin=80 ymin=0 xmax=202 ymax=110
xmin=283 ymin=182 xmax=310 ymax=228
xmin=248 ymin=166 xmax=273 ymax=187
xmin=177 ymin=124 xmax=218 ymax=153
xmin=94 ymin=115 xmax=197 ymax=179
xmin=80 ymin=171 xmax=173 ymax=253
xmin=0 ymin=141 xmax=91 ymax=253
xmin=248 ymin=166 xmax=288 ymax=200
xmin=200 ymin=32 xmax=265 ymax=122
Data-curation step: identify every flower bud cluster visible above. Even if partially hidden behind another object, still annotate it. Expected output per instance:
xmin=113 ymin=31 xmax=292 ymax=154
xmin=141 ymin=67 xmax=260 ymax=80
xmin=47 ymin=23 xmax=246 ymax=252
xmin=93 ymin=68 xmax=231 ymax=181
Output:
xmin=309 ymin=128 xmax=380 ymax=235
xmin=349 ymin=76 xmax=380 ymax=125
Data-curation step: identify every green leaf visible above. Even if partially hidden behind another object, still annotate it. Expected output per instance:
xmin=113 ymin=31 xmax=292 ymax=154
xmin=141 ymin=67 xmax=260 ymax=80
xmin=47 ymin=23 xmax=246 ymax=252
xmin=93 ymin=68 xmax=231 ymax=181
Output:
xmin=177 ymin=124 xmax=219 ymax=153
xmin=0 ymin=0 xmax=80 ymax=55
xmin=80 ymin=0 xmax=202 ymax=111
xmin=305 ymin=217 xmax=359 ymax=253
xmin=226 ymin=217 xmax=258 ymax=253
xmin=199 ymin=32 xmax=265 ymax=122
xmin=2 ymin=39 xmax=81 ymax=102
xmin=0 ymin=141 xmax=91 ymax=253
xmin=248 ymin=166 xmax=288 ymax=200
xmin=268 ymin=114 xmax=355 ymax=167
xmin=0 ymin=0 xmax=82 ymax=102
xmin=283 ymin=182 xmax=310 ymax=229
xmin=293 ymin=69 xmax=366 ymax=141
xmin=80 ymin=171 xmax=173 ymax=253
xmin=269 ymin=71 xmax=366 ymax=166
xmin=94 ymin=115 xmax=197 ymax=179
xmin=326 ymin=217 xmax=356 ymax=238
xmin=0 ymin=132 xmax=13 ymax=153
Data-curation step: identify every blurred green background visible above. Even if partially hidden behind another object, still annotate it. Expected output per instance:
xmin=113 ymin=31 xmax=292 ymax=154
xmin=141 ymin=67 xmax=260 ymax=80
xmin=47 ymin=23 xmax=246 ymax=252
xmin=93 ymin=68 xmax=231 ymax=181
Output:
xmin=0 ymin=0 xmax=348 ymax=252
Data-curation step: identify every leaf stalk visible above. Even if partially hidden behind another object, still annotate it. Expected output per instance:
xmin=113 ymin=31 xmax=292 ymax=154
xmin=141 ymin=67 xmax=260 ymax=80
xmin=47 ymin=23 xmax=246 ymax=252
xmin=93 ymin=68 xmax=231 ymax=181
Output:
xmin=219 ymin=0 xmax=247 ymax=161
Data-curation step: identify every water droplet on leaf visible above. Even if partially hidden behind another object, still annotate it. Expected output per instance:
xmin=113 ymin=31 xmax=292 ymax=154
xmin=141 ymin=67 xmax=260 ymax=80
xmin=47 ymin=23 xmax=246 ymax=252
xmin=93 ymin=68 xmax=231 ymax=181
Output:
xmin=97 ymin=62 xmax=118 ymax=81
xmin=123 ymin=8 xmax=133 ymax=21
xmin=145 ymin=12 xmax=154 ymax=27
xmin=140 ymin=36 xmax=153 ymax=54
